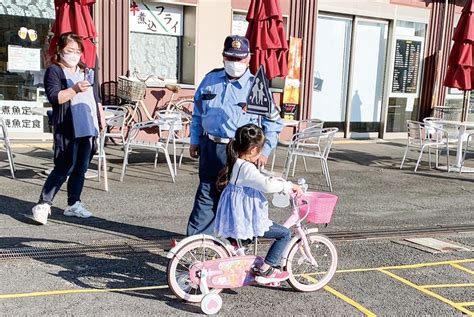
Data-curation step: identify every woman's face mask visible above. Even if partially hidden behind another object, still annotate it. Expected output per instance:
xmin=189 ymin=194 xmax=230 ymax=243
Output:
xmin=224 ymin=60 xmax=248 ymax=78
xmin=61 ymin=51 xmax=81 ymax=67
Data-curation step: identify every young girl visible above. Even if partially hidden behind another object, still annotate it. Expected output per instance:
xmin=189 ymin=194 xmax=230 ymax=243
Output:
xmin=215 ymin=124 xmax=303 ymax=284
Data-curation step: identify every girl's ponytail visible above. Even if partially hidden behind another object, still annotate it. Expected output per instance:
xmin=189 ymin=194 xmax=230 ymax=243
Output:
xmin=216 ymin=140 xmax=239 ymax=191
xmin=216 ymin=124 xmax=265 ymax=191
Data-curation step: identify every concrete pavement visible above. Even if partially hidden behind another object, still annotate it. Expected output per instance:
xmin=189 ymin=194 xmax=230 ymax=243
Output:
xmin=0 ymin=139 xmax=473 ymax=249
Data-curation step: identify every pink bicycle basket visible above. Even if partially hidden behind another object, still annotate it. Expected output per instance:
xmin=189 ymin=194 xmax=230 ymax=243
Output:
xmin=298 ymin=192 xmax=338 ymax=224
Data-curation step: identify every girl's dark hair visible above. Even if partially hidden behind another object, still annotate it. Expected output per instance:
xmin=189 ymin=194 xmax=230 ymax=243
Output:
xmin=216 ymin=124 xmax=265 ymax=191
xmin=51 ymin=32 xmax=86 ymax=70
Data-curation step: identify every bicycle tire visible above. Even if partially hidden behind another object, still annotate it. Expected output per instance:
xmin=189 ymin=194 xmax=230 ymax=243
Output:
xmin=172 ymin=99 xmax=194 ymax=114
xmin=121 ymin=102 xmax=143 ymax=140
xmin=285 ymin=233 xmax=337 ymax=292
xmin=167 ymin=239 xmax=230 ymax=303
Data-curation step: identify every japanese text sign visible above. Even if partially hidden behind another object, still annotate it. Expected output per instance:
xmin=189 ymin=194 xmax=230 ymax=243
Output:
xmin=0 ymin=101 xmax=43 ymax=133
xmin=129 ymin=1 xmax=183 ymax=36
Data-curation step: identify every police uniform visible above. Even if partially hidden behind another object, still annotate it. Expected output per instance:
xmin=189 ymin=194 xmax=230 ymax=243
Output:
xmin=186 ymin=35 xmax=283 ymax=236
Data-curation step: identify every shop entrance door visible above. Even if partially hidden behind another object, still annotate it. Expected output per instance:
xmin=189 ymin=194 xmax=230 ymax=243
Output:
xmin=348 ymin=19 xmax=388 ymax=135
xmin=311 ymin=15 xmax=352 ymax=132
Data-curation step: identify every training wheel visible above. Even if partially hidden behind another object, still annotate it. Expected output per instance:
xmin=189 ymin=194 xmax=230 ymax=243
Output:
xmin=200 ymin=293 xmax=222 ymax=315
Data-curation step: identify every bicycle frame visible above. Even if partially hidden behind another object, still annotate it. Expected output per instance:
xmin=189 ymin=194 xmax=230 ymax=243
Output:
xmin=166 ymin=193 xmax=337 ymax=314
xmin=166 ymin=196 xmax=317 ymax=268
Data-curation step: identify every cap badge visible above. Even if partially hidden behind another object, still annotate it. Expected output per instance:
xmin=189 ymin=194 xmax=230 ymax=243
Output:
xmin=231 ymin=39 xmax=242 ymax=49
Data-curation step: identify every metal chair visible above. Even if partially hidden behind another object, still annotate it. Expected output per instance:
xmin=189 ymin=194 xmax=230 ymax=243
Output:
xmin=100 ymin=81 xmax=120 ymax=106
xmin=95 ymin=133 xmax=109 ymax=191
xmin=422 ymin=117 xmax=460 ymax=169
xmin=459 ymin=132 xmax=474 ymax=174
xmin=102 ymin=105 xmax=127 ymax=145
xmin=120 ymin=119 xmax=175 ymax=183
xmin=155 ymin=110 xmax=191 ymax=175
xmin=400 ymin=120 xmax=451 ymax=172
xmin=0 ymin=117 xmax=15 ymax=178
xmin=270 ymin=118 xmax=324 ymax=172
xmin=282 ymin=127 xmax=338 ymax=191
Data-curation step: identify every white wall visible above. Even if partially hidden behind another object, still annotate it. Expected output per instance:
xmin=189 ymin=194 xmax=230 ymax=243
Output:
xmin=195 ymin=0 xmax=232 ymax=84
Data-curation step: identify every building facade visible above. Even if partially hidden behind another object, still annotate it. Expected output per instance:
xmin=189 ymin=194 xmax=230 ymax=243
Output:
xmin=0 ymin=0 xmax=467 ymax=139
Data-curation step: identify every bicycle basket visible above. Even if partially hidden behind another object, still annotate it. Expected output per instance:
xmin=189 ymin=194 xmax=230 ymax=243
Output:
xmin=298 ymin=192 xmax=338 ymax=224
xmin=117 ymin=76 xmax=146 ymax=101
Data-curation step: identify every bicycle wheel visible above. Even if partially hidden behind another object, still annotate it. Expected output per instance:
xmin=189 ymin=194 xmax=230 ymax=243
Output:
xmin=171 ymin=99 xmax=194 ymax=123
xmin=121 ymin=102 xmax=142 ymax=139
xmin=167 ymin=239 xmax=230 ymax=303
xmin=172 ymin=99 xmax=194 ymax=114
xmin=124 ymin=102 xmax=143 ymax=125
xmin=285 ymin=233 xmax=337 ymax=292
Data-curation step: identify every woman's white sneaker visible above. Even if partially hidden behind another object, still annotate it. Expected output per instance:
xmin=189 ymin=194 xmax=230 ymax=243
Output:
xmin=64 ymin=202 xmax=93 ymax=218
xmin=32 ymin=203 xmax=51 ymax=225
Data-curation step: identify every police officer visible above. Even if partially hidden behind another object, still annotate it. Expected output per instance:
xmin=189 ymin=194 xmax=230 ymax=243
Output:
xmin=187 ymin=35 xmax=283 ymax=236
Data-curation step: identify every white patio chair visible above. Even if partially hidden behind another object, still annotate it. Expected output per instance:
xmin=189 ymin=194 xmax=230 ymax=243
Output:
xmin=102 ymin=105 xmax=127 ymax=145
xmin=0 ymin=117 xmax=15 ymax=178
xmin=400 ymin=120 xmax=451 ymax=172
xmin=282 ymin=127 xmax=338 ymax=191
xmin=270 ymin=118 xmax=324 ymax=172
xmin=155 ymin=110 xmax=191 ymax=175
xmin=423 ymin=117 xmax=460 ymax=169
xmin=120 ymin=119 xmax=175 ymax=183
xmin=460 ymin=132 xmax=474 ymax=174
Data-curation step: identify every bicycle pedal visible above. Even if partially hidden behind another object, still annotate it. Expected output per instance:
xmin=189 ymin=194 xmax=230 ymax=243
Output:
xmin=266 ymin=281 xmax=281 ymax=287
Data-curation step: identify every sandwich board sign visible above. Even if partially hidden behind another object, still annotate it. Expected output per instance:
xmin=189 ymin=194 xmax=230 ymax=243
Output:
xmin=246 ymin=65 xmax=272 ymax=116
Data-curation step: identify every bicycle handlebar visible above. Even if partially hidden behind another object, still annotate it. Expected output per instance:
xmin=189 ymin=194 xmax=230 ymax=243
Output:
xmin=132 ymin=70 xmax=165 ymax=82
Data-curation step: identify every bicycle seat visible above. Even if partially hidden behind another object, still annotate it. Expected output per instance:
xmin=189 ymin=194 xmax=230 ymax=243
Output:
xmin=165 ymin=84 xmax=181 ymax=93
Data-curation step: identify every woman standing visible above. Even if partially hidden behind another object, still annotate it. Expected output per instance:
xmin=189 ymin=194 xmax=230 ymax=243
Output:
xmin=32 ymin=32 xmax=106 ymax=225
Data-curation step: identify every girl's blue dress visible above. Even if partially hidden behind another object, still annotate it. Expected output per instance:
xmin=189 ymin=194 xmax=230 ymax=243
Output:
xmin=214 ymin=182 xmax=273 ymax=240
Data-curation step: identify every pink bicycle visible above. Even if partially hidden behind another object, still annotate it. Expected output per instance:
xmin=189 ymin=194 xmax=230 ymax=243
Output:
xmin=166 ymin=186 xmax=338 ymax=315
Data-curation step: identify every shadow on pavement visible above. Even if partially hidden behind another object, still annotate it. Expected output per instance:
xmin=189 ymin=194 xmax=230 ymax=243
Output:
xmin=0 ymin=236 xmax=198 ymax=313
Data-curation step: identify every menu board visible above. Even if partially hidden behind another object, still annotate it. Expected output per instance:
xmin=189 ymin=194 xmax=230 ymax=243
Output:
xmin=391 ymin=39 xmax=422 ymax=94
xmin=7 ymin=46 xmax=41 ymax=72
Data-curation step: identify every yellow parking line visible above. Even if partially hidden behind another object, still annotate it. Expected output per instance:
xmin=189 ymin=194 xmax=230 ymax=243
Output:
xmin=420 ymin=283 xmax=474 ymax=289
xmin=378 ymin=269 xmax=473 ymax=316
xmin=458 ymin=302 xmax=474 ymax=307
xmin=0 ymin=285 xmax=167 ymax=299
xmin=450 ymin=263 xmax=474 ymax=275
xmin=336 ymin=259 xmax=474 ymax=274
xmin=302 ymin=274 xmax=376 ymax=316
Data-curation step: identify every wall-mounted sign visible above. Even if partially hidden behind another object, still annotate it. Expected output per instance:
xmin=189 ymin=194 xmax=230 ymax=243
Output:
xmin=0 ymin=101 xmax=43 ymax=133
xmin=129 ymin=1 xmax=183 ymax=36
xmin=7 ymin=45 xmax=40 ymax=72
xmin=232 ymin=12 xmax=248 ymax=37
xmin=391 ymin=38 xmax=423 ymax=94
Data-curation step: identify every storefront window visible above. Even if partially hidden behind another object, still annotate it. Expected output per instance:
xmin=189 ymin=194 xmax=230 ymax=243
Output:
xmin=311 ymin=15 xmax=352 ymax=131
xmin=129 ymin=2 xmax=195 ymax=84
xmin=0 ymin=1 xmax=55 ymax=135
xmin=386 ymin=21 xmax=426 ymax=132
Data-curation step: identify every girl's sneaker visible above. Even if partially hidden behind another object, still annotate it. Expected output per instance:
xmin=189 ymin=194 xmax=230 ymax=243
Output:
xmin=64 ymin=202 xmax=93 ymax=218
xmin=252 ymin=265 xmax=289 ymax=284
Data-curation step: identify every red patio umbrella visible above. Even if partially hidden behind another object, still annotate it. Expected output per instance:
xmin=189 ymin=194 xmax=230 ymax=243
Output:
xmin=443 ymin=0 xmax=474 ymax=119
xmin=48 ymin=0 xmax=97 ymax=68
xmin=245 ymin=0 xmax=288 ymax=80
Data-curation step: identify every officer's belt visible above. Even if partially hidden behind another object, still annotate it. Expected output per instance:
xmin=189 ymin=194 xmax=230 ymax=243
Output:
xmin=208 ymin=134 xmax=231 ymax=144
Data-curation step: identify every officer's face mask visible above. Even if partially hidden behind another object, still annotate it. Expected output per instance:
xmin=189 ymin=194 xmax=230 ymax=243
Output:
xmin=224 ymin=60 xmax=248 ymax=78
